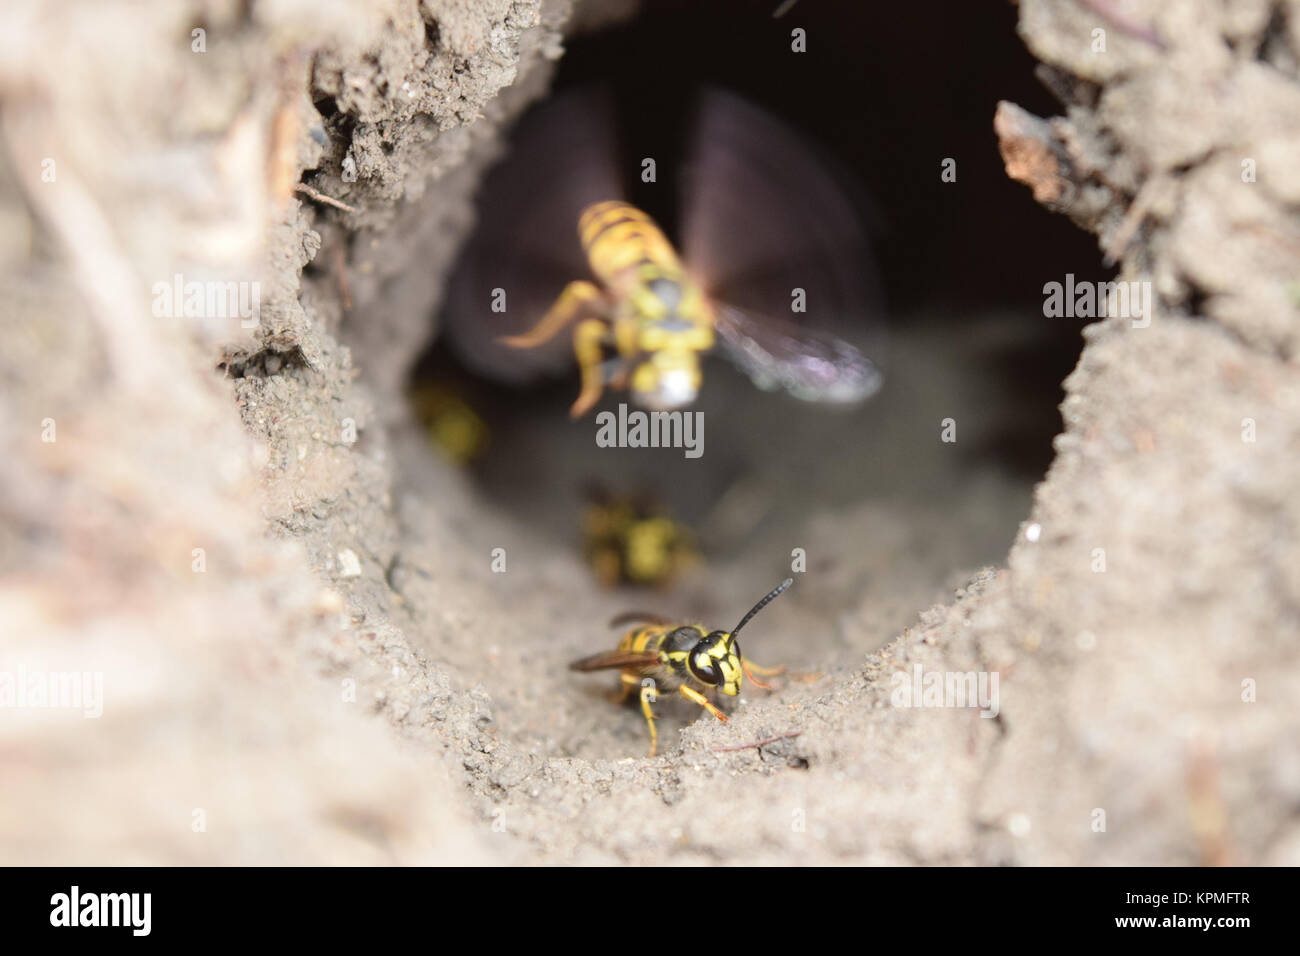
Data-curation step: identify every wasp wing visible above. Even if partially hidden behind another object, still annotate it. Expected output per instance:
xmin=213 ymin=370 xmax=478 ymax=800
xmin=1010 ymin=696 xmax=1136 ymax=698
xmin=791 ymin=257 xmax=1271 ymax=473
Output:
xmin=569 ymin=649 xmax=663 ymax=672
xmin=440 ymin=88 xmax=625 ymax=383
xmin=713 ymin=303 xmax=882 ymax=403
xmin=679 ymin=88 xmax=885 ymax=403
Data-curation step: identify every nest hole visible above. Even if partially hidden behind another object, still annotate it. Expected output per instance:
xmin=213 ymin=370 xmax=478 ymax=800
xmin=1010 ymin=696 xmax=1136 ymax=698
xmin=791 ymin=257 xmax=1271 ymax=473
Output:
xmin=390 ymin=1 xmax=1108 ymax=754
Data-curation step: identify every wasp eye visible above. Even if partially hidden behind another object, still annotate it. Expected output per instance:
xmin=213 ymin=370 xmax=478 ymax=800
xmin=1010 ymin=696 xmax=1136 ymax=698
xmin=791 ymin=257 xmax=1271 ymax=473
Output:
xmin=688 ymin=642 xmax=720 ymax=685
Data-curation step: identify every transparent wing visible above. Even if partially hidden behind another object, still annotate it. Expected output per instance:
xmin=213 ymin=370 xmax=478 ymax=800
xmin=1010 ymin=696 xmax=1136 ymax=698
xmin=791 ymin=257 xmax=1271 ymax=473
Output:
xmin=440 ymin=87 xmax=625 ymax=383
xmin=713 ymin=304 xmax=882 ymax=404
xmin=679 ymin=87 xmax=885 ymax=396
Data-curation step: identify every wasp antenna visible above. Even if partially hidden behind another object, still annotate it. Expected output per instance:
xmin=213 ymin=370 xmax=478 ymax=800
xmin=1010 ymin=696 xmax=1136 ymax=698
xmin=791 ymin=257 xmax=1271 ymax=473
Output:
xmin=730 ymin=578 xmax=793 ymax=639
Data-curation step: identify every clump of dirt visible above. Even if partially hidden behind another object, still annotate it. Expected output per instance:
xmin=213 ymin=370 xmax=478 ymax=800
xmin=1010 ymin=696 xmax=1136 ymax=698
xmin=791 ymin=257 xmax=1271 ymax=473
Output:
xmin=1 ymin=0 xmax=1296 ymax=865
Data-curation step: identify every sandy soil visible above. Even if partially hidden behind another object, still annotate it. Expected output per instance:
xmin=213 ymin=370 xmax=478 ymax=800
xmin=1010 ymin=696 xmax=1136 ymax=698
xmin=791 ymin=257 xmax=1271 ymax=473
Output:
xmin=1 ymin=0 xmax=1297 ymax=865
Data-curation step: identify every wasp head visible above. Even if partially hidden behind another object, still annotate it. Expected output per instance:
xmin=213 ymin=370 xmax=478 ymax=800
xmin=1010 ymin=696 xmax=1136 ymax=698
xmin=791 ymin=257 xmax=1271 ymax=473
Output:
xmin=686 ymin=630 xmax=745 ymax=696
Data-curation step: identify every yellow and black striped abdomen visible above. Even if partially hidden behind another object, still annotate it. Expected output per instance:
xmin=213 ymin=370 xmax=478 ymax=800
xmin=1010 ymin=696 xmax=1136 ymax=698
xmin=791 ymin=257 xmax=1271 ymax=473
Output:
xmin=578 ymin=201 xmax=684 ymax=286
xmin=616 ymin=624 xmax=673 ymax=658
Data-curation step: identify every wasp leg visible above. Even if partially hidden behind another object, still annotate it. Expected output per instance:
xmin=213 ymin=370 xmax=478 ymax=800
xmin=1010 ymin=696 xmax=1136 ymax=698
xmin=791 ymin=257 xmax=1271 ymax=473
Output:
xmin=609 ymin=670 xmax=639 ymax=705
xmin=679 ymin=684 xmax=728 ymax=722
xmin=498 ymin=280 xmax=602 ymax=349
xmin=741 ymin=657 xmax=785 ymax=689
xmin=611 ymin=315 xmax=641 ymax=360
xmin=606 ymin=358 xmax=635 ymax=390
xmin=638 ymin=679 xmax=660 ymax=758
xmin=570 ymin=317 xmax=611 ymax=418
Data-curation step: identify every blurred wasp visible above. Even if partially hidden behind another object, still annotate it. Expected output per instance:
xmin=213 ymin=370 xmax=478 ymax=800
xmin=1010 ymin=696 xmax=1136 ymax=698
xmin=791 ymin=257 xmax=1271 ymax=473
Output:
xmin=581 ymin=485 xmax=698 ymax=589
xmin=442 ymin=88 xmax=884 ymax=417
xmin=570 ymin=578 xmax=791 ymax=756
xmin=408 ymin=381 xmax=489 ymax=465
xmin=500 ymin=200 xmax=716 ymax=416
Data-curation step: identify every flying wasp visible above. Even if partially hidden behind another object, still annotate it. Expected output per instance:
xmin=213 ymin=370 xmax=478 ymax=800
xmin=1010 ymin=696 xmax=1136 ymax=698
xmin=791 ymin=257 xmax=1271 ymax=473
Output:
xmin=570 ymin=578 xmax=792 ymax=756
xmin=499 ymin=200 xmax=717 ymax=417
xmin=442 ymin=87 xmax=885 ymax=417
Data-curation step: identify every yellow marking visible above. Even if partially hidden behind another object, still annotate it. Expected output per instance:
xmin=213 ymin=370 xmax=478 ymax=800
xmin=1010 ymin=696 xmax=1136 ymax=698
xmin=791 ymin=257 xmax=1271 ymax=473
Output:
xmin=581 ymin=202 xmax=682 ymax=284
xmin=594 ymin=221 xmax=662 ymax=250
xmin=579 ymin=201 xmax=651 ymax=240
xmin=620 ymin=625 xmax=670 ymax=656
xmin=717 ymin=656 xmax=743 ymax=696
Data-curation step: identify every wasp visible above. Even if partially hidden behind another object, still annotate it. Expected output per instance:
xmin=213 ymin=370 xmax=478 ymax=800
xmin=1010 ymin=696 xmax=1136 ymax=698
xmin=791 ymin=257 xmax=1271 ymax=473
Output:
xmin=442 ymin=87 xmax=884 ymax=418
xmin=570 ymin=578 xmax=792 ymax=756
xmin=408 ymin=381 xmax=489 ymax=465
xmin=581 ymin=485 xmax=698 ymax=589
xmin=499 ymin=200 xmax=717 ymax=417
